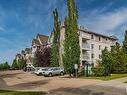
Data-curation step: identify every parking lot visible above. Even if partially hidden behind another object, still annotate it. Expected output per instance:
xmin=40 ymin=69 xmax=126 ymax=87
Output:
xmin=0 ymin=70 xmax=126 ymax=95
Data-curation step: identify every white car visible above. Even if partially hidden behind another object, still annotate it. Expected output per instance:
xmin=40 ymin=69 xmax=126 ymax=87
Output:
xmin=34 ymin=67 xmax=49 ymax=76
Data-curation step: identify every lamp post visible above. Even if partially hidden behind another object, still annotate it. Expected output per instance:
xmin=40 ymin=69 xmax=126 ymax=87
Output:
xmin=74 ymin=64 xmax=78 ymax=78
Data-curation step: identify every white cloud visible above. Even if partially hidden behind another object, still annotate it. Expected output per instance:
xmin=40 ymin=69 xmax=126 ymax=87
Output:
xmin=79 ymin=7 xmax=127 ymax=35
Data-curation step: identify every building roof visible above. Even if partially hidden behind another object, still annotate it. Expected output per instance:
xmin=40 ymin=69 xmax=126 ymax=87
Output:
xmin=62 ymin=25 xmax=118 ymax=40
xmin=80 ymin=29 xmax=118 ymax=40
xmin=62 ymin=26 xmax=118 ymax=40
xmin=25 ymin=48 xmax=31 ymax=52
xmin=16 ymin=53 xmax=21 ymax=57
xmin=21 ymin=50 xmax=25 ymax=54
xmin=32 ymin=39 xmax=40 ymax=46
xmin=37 ymin=34 xmax=49 ymax=43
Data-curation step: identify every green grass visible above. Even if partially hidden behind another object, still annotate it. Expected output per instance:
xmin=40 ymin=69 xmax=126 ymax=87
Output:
xmin=80 ymin=74 xmax=127 ymax=81
xmin=0 ymin=90 xmax=46 ymax=95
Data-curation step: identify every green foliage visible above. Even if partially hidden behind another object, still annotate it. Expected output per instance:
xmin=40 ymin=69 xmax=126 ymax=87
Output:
xmin=11 ymin=58 xmax=26 ymax=70
xmin=92 ymin=60 xmax=105 ymax=76
xmin=51 ymin=44 xmax=59 ymax=67
xmin=101 ymin=47 xmax=112 ymax=76
xmin=18 ymin=58 xmax=27 ymax=69
xmin=92 ymin=48 xmax=111 ymax=76
xmin=0 ymin=62 xmax=10 ymax=70
xmin=94 ymin=41 xmax=127 ymax=76
xmin=110 ymin=42 xmax=127 ymax=73
xmin=122 ymin=30 xmax=127 ymax=53
xmin=81 ymin=74 xmax=127 ymax=81
xmin=11 ymin=59 xmax=19 ymax=69
xmin=0 ymin=90 xmax=45 ymax=95
xmin=51 ymin=9 xmax=60 ymax=67
xmin=63 ymin=0 xmax=80 ymax=76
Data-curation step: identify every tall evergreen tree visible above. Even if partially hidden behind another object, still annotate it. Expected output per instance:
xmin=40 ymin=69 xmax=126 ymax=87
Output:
xmin=63 ymin=0 xmax=80 ymax=76
xmin=51 ymin=9 xmax=60 ymax=67
xmin=123 ymin=30 xmax=127 ymax=53
xmin=12 ymin=59 xmax=19 ymax=69
xmin=101 ymin=47 xmax=112 ymax=76
xmin=111 ymin=42 xmax=127 ymax=73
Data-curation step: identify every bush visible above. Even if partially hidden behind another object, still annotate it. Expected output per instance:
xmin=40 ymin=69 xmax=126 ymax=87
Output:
xmin=0 ymin=62 xmax=10 ymax=70
xmin=92 ymin=67 xmax=105 ymax=76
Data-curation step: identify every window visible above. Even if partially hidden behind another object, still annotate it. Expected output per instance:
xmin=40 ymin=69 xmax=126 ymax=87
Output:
xmin=91 ymin=44 xmax=94 ymax=49
xmin=91 ymin=53 xmax=94 ymax=59
xmin=99 ymin=54 xmax=101 ymax=59
xmin=91 ymin=34 xmax=94 ymax=39
xmin=99 ymin=45 xmax=101 ymax=50
xmin=99 ymin=37 xmax=101 ymax=41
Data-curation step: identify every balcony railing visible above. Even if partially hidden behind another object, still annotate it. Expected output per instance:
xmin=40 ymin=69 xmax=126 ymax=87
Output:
xmin=82 ymin=54 xmax=90 ymax=60
xmin=82 ymin=43 xmax=90 ymax=49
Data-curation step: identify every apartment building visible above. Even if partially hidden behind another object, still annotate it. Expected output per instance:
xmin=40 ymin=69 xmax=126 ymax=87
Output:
xmin=15 ymin=54 xmax=22 ymax=63
xmin=78 ymin=26 xmax=117 ymax=66
xmin=31 ymin=34 xmax=49 ymax=58
xmin=58 ymin=25 xmax=117 ymax=67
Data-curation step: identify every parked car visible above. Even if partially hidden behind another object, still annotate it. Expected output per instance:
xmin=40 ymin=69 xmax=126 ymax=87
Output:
xmin=34 ymin=67 xmax=49 ymax=76
xmin=43 ymin=67 xmax=65 ymax=77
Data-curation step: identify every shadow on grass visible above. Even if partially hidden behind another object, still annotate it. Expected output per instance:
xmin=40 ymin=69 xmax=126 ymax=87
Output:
xmin=0 ymin=72 xmax=23 ymax=78
xmin=50 ymin=87 xmax=104 ymax=95
xmin=9 ymin=79 xmax=50 ymax=90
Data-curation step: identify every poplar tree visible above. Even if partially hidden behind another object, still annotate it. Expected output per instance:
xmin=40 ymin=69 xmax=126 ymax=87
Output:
xmin=123 ymin=30 xmax=127 ymax=53
xmin=51 ymin=9 xmax=60 ymax=67
xmin=63 ymin=0 xmax=80 ymax=76
xmin=122 ymin=30 xmax=127 ymax=73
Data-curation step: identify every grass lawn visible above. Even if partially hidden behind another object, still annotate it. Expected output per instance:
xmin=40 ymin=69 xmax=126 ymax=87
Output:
xmin=0 ymin=90 xmax=46 ymax=95
xmin=80 ymin=74 xmax=127 ymax=81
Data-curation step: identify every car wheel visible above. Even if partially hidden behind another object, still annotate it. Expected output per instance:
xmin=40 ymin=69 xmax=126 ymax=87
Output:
xmin=60 ymin=72 xmax=64 ymax=76
xmin=38 ymin=73 xmax=42 ymax=76
xmin=48 ymin=73 xmax=52 ymax=77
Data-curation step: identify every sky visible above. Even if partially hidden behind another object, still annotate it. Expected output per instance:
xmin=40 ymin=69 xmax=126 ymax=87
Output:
xmin=0 ymin=0 xmax=127 ymax=64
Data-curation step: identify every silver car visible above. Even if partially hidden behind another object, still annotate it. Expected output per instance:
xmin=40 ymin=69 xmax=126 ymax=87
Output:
xmin=43 ymin=67 xmax=65 ymax=77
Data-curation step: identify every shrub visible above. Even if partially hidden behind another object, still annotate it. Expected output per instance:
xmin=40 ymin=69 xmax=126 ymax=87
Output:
xmin=92 ymin=67 xmax=105 ymax=76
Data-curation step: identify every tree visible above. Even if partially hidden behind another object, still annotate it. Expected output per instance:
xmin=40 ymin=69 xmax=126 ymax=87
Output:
xmin=12 ymin=59 xmax=19 ymax=69
xmin=63 ymin=0 xmax=80 ymax=76
xmin=18 ymin=58 xmax=27 ymax=69
xmin=3 ymin=62 xmax=10 ymax=70
xmin=0 ymin=62 xmax=10 ymax=70
xmin=34 ymin=46 xmax=51 ymax=67
xmin=101 ymin=47 xmax=112 ymax=76
xmin=110 ymin=42 xmax=127 ymax=73
xmin=123 ymin=30 xmax=127 ymax=53
xmin=51 ymin=9 xmax=60 ymax=67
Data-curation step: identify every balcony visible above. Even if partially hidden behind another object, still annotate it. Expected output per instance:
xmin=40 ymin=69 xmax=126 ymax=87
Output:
xmin=82 ymin=54 xmax=90 ymax=61
xmin=82 ymin=43 xmax=90 ymax=50
xmin=82 ymin=34 xmax=90 ymax=40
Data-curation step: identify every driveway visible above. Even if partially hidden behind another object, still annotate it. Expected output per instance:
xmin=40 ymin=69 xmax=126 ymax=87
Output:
xmin=0 ymin=70 xmax=126 ymax=95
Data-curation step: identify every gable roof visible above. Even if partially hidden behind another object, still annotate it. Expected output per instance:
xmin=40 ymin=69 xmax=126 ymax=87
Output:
xmin=32 ymin=39 xmax=40 ymax=46
xmin=37 ymin=34 xmax=49 ymax=43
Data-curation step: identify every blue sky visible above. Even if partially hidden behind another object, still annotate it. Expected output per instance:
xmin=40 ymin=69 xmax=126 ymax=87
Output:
xmin=0 ymin=0 xmax=127 ymax=64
